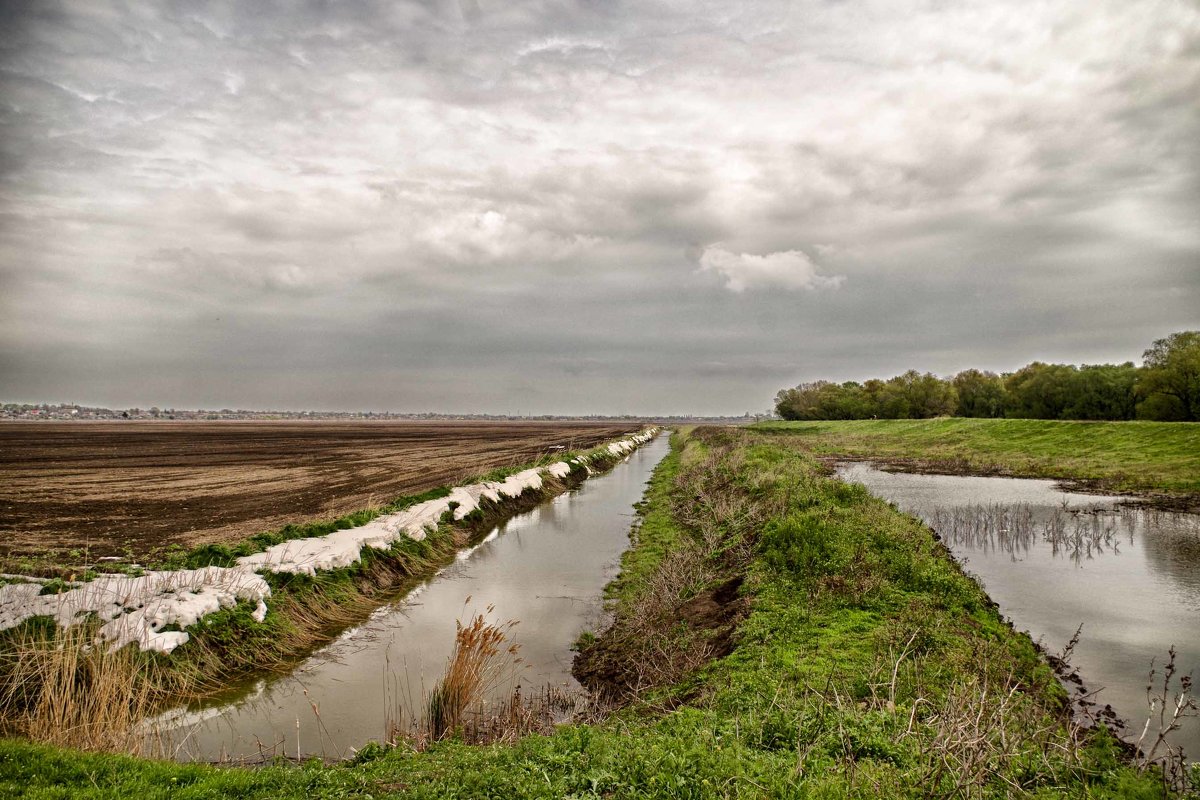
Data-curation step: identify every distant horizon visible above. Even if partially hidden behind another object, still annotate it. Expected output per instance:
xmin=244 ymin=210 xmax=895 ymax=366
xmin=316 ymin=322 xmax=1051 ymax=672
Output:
xmin=3 ymin=330 xmax=1191 ymax=419
xmin=1 ymin=401 xmax=759 ymax=421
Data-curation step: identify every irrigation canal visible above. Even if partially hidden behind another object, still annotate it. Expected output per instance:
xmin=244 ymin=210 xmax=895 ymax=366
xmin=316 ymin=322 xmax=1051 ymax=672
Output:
xmin=156 ymin=435 xmax=671 ymax=762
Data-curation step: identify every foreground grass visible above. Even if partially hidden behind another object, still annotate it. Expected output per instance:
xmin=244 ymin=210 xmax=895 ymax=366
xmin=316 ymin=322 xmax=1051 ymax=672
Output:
xmin=753 ymin=418 xmax=1200 ymax=499
xmin=0 ymin=427 xmax=1173 ymax=798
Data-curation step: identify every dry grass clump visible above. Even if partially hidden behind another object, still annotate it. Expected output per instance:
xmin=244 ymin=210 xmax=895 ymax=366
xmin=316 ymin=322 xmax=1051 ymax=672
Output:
xmin=457 ymin=683 xmax=578 ymax=745
xmin=426 ymin=608 xmax=523 ymax=741
xmin=575 ymin=438 xmax=767 ymax=704
xmin=0 ymin=622 xmax=178 ymax=754
xmin=384 ymin=605 xmax=580 ymax=750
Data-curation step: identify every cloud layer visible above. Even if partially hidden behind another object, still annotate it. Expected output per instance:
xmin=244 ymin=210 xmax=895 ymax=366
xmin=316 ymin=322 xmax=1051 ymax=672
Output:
xmin=698 ymin=247 xmax=844 ymax=293
xmin=1 ymin=0 xmax=1197 ymax=414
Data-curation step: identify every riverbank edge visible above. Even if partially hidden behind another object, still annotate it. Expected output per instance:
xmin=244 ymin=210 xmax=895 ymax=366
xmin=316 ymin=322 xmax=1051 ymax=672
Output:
xmin=0 ymin=426 xmax=1174 ymax=798
xmin=753 ymin=418 xmax=1200 ymax=511
xmin=569 ymin=426 xmax=1169 ymax=795
xmin=814 ymin=455 xmax=1200 ymax=513
xmin=0 ymin=429 xmax=659 ymax=714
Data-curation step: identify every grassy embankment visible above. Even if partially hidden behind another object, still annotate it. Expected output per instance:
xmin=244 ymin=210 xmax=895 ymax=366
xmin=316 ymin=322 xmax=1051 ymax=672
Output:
xmin=0 ymin=427 xmax=1176 ymax=798
xmin=753 ymin=418 xmax=1200 ymax=502
xmin=0 ymin=437 xmax=647 ymax=750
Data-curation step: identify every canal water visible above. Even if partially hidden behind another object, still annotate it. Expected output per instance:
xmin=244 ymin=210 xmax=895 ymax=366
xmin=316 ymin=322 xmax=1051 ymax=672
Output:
xmin=837 ymin=462 xmax=1200 ymax=759
xmin=158 ymin=435 xmax=670 ymax=761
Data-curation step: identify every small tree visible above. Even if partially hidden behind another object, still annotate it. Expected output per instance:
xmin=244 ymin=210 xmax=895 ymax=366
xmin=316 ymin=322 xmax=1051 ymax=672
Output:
xmin=1137 ymin=331 xmax=1200 ymax=421
xmin=953 ymin=369 xmax=1007 ymax=418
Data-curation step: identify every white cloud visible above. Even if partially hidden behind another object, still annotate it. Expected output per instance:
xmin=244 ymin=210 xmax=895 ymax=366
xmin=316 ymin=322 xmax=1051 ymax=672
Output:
xmin=698 ymin=246 xmax=845 ymax=293
xmin=222 ymin=71 xmax=244 ymax=95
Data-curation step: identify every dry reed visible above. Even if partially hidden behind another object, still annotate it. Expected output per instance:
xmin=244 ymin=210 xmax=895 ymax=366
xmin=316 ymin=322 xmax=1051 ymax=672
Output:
xmin=385 ymin=603 xmax=577 ymax=749
xmin=425 ymin=605 xmax=522 ymax=741
xmin=0 ymin=622 xmax=179 ymax=754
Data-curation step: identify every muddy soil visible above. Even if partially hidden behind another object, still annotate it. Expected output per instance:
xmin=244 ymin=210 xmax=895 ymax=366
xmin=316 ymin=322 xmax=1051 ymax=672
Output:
xmin=572 ymin=575 xmax=748 ymax=705
xmin=0 ymin=421 xmax=636 ymax=568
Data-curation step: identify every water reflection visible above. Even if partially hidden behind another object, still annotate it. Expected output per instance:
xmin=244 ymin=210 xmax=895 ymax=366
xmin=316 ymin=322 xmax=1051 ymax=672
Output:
xmin=837 ymin=462 xmax=1200 ymax=760
xmin=154 ymin=436 xmax=670 ymax=762
xmin=929 ymin=503 xmax=1139 ymax=565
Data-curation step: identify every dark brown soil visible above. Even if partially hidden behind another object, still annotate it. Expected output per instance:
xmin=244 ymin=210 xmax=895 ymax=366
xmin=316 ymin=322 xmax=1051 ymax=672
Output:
xmin=0 ymin=421 xmax=636 ymax=569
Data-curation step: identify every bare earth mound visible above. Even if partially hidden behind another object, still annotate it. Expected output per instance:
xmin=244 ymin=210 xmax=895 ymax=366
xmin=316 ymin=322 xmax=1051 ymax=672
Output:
xmin=0 ymin=421 xmax=637 ymax=570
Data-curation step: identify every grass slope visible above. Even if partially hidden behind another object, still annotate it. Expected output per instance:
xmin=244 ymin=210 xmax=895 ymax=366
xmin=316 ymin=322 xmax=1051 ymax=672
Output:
xmin=0 ymin=427 xmax=1174 ymax=798
xmin=752 ymin=418 xmax=1200 ymax=499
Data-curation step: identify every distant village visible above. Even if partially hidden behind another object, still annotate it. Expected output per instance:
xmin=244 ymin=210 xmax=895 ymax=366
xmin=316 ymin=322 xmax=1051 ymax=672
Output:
xmin=1 ymin=403 xmax=770 ymax=424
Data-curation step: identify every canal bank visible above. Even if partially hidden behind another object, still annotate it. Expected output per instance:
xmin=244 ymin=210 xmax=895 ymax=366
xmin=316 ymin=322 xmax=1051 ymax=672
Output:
xmin=0 ymin=426 xmax=1175 ymax=797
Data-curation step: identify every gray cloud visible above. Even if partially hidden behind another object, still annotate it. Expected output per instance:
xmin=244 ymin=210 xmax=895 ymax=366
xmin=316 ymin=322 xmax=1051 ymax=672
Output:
xmin=1 ymin=0 xmax=1198 ymax=415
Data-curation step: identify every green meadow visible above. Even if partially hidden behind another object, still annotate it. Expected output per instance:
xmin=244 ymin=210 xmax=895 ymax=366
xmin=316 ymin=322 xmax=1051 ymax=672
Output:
xmin=752 ymin=418 xmax=1200 ymax=499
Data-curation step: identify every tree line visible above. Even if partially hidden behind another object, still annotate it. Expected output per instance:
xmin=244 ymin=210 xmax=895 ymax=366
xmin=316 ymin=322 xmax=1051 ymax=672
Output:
xmin=774 ymin=331 xmax=1200 ymax=422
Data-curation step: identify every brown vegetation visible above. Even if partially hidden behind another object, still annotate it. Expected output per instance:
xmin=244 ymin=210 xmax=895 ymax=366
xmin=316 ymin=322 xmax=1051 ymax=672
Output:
xmin=0 ymin=622 xmax=179 ymax=754
xmin=574 ymin=430 xmax=765 ymax=705
xmin=385 ymin=608 xmax=576 ymax=749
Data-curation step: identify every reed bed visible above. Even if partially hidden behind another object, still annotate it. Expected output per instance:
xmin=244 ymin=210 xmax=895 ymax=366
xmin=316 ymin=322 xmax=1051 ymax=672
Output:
xmin=383 ymin=604 xmax=583 ymax=750
xmin=0 ymin=622 xmax=180 ymax=755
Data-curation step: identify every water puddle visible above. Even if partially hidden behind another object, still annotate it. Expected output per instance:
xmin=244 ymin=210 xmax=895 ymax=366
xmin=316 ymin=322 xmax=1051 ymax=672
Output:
xmin=157 ymin=435 xmax=671 ymax=761
xmin=837 ymin=462 xmax=1200 ymax=758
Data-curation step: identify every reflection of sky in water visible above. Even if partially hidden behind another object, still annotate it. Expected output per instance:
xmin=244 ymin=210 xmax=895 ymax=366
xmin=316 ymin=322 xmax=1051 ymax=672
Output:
xmin=155 ymin=437 xmax=670 ymax=762
xmin=838 ymin=462 xmax=1200 ymax=759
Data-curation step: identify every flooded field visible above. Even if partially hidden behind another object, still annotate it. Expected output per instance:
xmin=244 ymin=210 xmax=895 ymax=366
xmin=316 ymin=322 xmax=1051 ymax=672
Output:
xmin=837 ymin=463 xmax=1200 ymax=759
xmin=155 ymin=435 xmax=671 ymax=761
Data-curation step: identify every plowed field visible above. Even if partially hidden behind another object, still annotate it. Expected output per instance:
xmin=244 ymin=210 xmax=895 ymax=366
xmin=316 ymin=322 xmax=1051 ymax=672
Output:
xmin=0 ymin=421 xmax=637 ymax=571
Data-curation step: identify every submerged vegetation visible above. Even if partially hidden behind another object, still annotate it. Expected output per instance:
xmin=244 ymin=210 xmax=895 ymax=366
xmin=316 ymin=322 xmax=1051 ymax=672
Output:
xmin=1 ymin=426 xmax=1184 ymax=797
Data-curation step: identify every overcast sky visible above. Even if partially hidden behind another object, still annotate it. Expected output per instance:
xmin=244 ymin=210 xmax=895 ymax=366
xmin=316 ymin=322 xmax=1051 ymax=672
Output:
xmin=1 ymin=1 xmax=1197 ymax=415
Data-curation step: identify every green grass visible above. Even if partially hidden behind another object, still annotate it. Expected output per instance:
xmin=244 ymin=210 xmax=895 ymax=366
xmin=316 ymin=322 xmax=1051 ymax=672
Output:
xmin=602 ymin=427 xmax=695 ymax=605
xmin=753 ymin=418 xmax=1200 ymax=497
xmin=0 ymin=427 xmax=1177 ymax=798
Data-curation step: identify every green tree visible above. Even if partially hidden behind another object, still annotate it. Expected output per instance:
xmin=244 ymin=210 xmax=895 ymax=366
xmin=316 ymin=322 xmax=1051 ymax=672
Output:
xmin=775 ymin=382 xmax=829 ymax=420
xmin=1063 ymin=363 xmax=1138 ymax=420
xmin=1004 ymin=363 xmax=1077 ymax=419
xmin=878 ymin=370 xmax=957 ymax=418
xmin=952 ymin=369 xmax=1007 ymax=417
xmin=775 ymin=381 xmax=879 ymax=419
xmin=1137 ymin=331 xmax=1200 ymax=421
